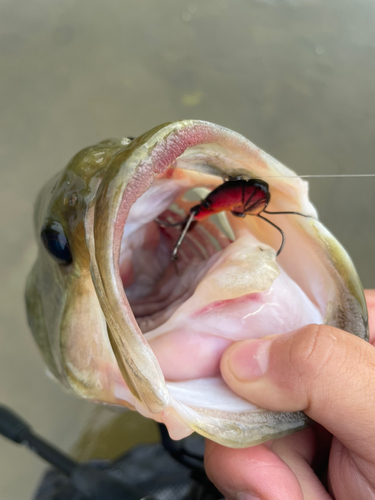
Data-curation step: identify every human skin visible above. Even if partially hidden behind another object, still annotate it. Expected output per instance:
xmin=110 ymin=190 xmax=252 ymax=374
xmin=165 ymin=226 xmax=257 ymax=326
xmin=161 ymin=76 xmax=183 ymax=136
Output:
xmin=204 ymin=290 xmax=375 ymax=500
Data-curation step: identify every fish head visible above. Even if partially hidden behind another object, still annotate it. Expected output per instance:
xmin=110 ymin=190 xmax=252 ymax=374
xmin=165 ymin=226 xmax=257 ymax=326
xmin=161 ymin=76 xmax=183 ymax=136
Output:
xmin=26 ymin=121 xmax=368 ymax=447
xmin=26 ymin=138 xmax=130 ymax=400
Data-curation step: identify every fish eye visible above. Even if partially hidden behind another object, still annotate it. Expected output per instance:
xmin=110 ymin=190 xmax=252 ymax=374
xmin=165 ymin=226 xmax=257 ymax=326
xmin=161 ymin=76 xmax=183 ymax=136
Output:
xmin=41 ymin=221 xmax=72 ymax=265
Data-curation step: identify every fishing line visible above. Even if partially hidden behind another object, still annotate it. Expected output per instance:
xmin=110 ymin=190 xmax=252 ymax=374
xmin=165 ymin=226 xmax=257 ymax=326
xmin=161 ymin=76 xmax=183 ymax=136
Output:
xmin=259 ymin=173 xmax=375 ymax=179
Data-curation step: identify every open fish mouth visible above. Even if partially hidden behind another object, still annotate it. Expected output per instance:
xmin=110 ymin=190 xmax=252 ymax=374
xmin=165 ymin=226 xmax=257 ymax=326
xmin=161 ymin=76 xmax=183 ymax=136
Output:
xmin=26 ymin=120 xmax=368 ymax=447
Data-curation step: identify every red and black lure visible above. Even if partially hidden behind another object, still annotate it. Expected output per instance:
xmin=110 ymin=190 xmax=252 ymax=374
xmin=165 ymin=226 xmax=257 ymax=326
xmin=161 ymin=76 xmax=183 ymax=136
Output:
xmin=158 ymin=177 xmax=311 ymax=261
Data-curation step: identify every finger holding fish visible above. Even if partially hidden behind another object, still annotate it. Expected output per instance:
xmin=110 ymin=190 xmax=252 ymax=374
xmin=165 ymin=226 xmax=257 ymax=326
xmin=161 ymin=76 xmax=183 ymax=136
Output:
xmin=205 ymin=293 xmax=375 ymax=499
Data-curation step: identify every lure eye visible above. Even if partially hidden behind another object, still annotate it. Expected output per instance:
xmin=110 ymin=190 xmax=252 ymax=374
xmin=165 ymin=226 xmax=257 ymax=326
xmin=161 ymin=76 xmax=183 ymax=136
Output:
xmin=41 ymin=221 xmax=72 ymax=265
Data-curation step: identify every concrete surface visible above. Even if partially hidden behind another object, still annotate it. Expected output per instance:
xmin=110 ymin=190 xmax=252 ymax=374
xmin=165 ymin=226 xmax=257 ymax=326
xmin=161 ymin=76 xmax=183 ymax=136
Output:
xmin=1 ymin=0 xmax=375 ymax=498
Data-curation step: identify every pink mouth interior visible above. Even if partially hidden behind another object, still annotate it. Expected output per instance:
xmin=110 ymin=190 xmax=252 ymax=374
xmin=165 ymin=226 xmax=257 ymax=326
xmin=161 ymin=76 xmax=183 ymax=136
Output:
xmin=118 ymin=169 xmax=323 ymax=386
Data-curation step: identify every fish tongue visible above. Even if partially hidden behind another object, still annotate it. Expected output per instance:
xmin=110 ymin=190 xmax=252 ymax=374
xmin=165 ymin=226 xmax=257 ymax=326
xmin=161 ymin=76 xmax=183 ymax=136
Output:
xmin=190 ymin=234 xmax=280 ymax=306
xmin=145 ymin=235 xmax=277 ymax=380
xmin=147 ymin=233 xmax=280 ymax=324
xmin=146 ymin=233 xmax=323 ymax=381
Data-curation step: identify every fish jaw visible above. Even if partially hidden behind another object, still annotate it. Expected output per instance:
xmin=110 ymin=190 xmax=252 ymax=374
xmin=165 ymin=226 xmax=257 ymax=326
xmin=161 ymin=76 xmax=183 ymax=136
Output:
xmin=26 ymin=121 xmax=368 ymax=448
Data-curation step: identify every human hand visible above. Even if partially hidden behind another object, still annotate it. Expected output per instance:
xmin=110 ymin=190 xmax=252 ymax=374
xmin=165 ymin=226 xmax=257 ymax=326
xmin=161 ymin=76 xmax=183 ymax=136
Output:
xmin=205 ymin=290 xmax=375 ymax=500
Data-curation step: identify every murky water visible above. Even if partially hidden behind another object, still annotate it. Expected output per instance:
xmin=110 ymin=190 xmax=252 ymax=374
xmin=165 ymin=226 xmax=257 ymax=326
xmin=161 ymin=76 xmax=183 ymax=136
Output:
xmin=1 ymin=0 xmax=375 ymax=498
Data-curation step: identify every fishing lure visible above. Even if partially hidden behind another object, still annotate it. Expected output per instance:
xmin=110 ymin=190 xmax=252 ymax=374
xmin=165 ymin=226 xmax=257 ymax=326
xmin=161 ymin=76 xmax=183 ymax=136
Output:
xmin=159 ymin=177 xmax=311 ymax=260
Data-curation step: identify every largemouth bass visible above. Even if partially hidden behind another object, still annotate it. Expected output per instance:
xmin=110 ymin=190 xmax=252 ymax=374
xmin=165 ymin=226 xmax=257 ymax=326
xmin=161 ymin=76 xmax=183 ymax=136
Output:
xmin=26 ymin=120 xmax=368 ymax=447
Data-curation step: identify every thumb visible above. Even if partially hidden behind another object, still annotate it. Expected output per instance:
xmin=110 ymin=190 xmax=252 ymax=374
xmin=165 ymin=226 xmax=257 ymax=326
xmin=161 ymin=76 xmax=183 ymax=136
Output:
xmin=221 ymin=324 xmax=375 ymax=461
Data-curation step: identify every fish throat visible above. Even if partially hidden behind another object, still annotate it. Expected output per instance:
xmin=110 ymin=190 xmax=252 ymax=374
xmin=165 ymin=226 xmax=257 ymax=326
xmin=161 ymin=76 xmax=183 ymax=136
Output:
xmin=117 ymin=164 xmax=322 ymax=384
